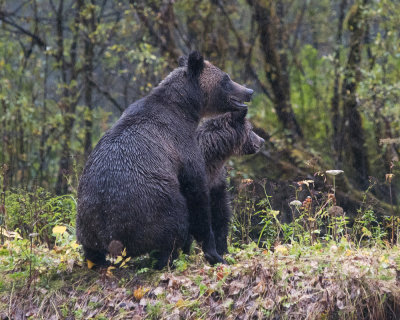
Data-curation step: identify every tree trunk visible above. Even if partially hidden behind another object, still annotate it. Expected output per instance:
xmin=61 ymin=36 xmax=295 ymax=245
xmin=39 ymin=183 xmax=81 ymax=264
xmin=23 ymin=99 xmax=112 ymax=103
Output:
xmin=249 ymin=0 xmax=303 ymax=142
xmin=132 ymin=0 xmax=180 ymax=64
xmin=331 ymin=0 xmax=347 ymax=165
xmin=83 ymin=1 xmax=96 ymax=161
xmin=55 ymin=0 xmax=81 ymax=195
xmin=339 ymin=1 xmax=369 ymax=188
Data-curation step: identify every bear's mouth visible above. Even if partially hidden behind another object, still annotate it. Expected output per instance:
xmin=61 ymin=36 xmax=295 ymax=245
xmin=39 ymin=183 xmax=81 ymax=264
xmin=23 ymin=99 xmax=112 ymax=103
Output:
xmin=230 ymin=97 xmax=249 ymax=109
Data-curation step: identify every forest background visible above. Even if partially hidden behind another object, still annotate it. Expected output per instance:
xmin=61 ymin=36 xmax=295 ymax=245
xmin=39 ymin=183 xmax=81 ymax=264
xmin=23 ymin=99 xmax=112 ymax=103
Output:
xmin=1 ymin=1 xmax=400 ymax=318
xmin=1 ymin=0 xmax=399 ymax=210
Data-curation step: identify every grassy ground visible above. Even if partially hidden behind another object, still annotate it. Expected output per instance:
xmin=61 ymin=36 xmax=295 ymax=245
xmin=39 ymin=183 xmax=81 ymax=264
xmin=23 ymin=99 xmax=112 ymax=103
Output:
xmin=1 ymin=237 xmax=400 ymax=320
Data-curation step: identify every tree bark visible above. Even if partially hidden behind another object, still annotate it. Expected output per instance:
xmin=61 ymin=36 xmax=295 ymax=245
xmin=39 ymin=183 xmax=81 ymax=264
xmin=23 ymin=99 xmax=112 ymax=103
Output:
xmin=339 ymin=1 xmax=369 ymax=188
xmin=131 ymin=0 xmax=181 ymax=64
xmin=83 ymin=1 xmax=96 ymax=161
xmin=249 ymin=0 xmax=303 ymax=142
xmin=331 ymin=0 xmax=347 ymax=165
xmin=55 ymin=0 xmax=81 ymax=195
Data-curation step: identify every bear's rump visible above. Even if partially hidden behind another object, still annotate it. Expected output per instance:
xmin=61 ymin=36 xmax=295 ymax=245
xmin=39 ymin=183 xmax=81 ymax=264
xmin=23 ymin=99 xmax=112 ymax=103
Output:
xmin=105 ymin=190 xmax=190 ymax=256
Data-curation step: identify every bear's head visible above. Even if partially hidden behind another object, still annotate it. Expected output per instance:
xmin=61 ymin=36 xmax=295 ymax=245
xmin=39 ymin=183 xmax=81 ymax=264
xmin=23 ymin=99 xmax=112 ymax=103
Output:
xmin=229 ymin=109 xmax=265 ymax=156
xmin=179 ymin=52 xmax=254 ymax=116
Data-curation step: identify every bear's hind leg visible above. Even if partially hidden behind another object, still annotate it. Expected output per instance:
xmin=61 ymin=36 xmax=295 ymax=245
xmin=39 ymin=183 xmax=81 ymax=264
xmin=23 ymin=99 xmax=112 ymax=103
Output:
xmin=83 ymin=246 xmax=108 ymax=267
xmin=182 ymin=236 xmax=194 ymax=255
xmin=151 ymin=249 xmax=179 ymax=270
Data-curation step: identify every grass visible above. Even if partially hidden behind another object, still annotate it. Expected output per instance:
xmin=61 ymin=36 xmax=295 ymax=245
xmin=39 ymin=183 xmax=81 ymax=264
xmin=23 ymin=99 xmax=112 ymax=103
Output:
xmin=1 ymin=177 xmax=400 ymax=319
xmin=1 ymin=237 xmax=400 ymax=320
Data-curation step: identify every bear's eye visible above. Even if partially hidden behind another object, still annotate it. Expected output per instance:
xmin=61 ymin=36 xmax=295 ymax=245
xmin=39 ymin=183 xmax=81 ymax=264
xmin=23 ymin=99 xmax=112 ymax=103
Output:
xmin=221 ymin=74 xmax=231 ymax=90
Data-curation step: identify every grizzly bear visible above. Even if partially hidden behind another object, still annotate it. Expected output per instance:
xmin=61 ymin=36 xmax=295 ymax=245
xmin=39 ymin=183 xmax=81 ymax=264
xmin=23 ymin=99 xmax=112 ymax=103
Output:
xmin=76 ymin=51 xmax=253 ymax=269
xmin=183 ymin=109 xmax=264 ymax=255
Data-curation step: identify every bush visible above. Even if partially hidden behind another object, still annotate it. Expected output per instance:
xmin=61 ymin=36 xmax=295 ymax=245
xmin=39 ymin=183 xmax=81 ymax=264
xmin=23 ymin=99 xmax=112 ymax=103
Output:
xmin=3 ymin=188 xmax=76 ymax=247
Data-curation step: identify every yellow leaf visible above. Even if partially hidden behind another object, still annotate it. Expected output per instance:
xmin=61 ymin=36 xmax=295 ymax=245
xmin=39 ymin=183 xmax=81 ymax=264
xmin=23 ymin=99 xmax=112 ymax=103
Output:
xmin=379 ymin=255 xmax=389 ymax=264
xmin=275 ymin=245 xmax=289 ymax=255
xmin=52 ymin=225 xmax=67 ymax=235
xmin=87 ymin=259 xmax=96 ymax=269
xmin=70 ymin=241 xmax=79 ymax=249
xmin=175 ymin=299 xmax=186 ymax=308
xmin=345 ymin=250 xmax=353 ymax=256
xmin=106 ymin=266 xmax=116 ymax=277
xmin=134 ymin=286 xmax=149 ymax=300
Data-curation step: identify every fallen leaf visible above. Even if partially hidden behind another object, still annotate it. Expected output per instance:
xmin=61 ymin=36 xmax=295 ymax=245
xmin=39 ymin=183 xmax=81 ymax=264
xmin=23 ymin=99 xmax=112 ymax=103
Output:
xmin=264 ymin=298 xmax=275 ymax=310
xmin=139 ymin=298 xmax=147 ymax=306
xmin=345 ymin=250 xmax=353 ymax=256
xmin=175 ymin=299 xmax=185 ymax=308
xmin=134 ymin=286 xmax=149 ymax=300
xmin=153 ymin=287 xmax=164 ymax=296
xmin=87 ymin=259 xmax=95 ymax=269
xmin=106 ymin=266 xmax=116 ymax=277
xmin=337 ymin=299 xmax=345 ymax=310
xmin=228 ymin=280 xmax=246 ymax=295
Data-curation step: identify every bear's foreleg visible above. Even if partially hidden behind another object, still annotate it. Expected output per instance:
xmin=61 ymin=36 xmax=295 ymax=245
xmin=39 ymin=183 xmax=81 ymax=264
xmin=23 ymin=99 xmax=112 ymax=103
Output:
xmin=210 ymin=181 xmax=232 ymax=255
xmin=151 ymin=248 xmax=180 ymax=270
xmin=178 ymin=163 xmax=224 ymax=265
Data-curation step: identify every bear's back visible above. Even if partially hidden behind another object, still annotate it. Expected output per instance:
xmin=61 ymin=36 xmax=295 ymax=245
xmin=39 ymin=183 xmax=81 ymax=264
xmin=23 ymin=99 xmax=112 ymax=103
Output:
xmin=78 ymin=98 xmax=186 ymax=217
xmin=76 ymin=97 xmax=192 ymax=254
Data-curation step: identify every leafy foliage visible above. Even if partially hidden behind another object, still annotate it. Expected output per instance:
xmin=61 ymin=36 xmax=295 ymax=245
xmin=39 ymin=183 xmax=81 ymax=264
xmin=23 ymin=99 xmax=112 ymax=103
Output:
xmin=1 ymin=0 xmax=400 ymax=318
xmin=0 ymin=181 xmax=399 ymax=319
xmin=4 ymin=189 xmax=76 ymax=247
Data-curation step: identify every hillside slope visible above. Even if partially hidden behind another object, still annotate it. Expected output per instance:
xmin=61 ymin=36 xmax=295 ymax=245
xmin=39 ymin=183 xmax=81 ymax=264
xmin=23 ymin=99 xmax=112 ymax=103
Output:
xmin=1 ymin=240 xmax=400 ymax=319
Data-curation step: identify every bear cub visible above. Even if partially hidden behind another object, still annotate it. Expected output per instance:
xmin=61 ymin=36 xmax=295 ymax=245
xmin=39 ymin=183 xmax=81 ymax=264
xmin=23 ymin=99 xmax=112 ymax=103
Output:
xmin=184 ymin=109 xmax=265 ymax=255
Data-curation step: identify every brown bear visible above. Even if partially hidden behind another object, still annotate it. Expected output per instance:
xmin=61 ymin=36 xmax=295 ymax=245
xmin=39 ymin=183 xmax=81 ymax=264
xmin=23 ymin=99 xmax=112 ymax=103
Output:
xmin=76 ymin=51 xmax=253 ymax=269
xmin=183 ymin=109 xmax=264 ymax=255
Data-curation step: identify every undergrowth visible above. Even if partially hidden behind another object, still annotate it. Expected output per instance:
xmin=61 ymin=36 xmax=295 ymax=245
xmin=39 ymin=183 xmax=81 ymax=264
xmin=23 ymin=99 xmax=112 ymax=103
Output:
xmin=0 ymin=170 xmax=400 ymax=319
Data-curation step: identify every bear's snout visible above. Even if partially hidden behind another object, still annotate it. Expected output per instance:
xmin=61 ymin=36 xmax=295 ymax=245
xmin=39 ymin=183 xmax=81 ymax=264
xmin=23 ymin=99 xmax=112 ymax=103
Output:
xmin=231 ymin=81 xmax=254 ymax=103
xmin=244 ymin=88 xmax=254 ymax=101
xmin=258 ymin=137 xmax=265 ymax=147
xmin=250 ymin=132 xmax=265 ymax=154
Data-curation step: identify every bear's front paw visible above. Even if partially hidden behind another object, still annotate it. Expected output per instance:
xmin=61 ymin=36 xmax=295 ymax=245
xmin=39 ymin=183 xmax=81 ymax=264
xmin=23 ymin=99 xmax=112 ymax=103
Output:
xmin=215 ymin=238 xmax=228 ymax=256
xmin=204 ymin=250 xmax=226 ymax=265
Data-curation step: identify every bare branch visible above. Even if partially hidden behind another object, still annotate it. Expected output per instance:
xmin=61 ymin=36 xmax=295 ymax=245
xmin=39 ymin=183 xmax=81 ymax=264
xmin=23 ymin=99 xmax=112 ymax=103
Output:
xmin=0 ymin=10 xmax=46 ymax=48
xmin=89 ymin=78 xmax=124 ymax=113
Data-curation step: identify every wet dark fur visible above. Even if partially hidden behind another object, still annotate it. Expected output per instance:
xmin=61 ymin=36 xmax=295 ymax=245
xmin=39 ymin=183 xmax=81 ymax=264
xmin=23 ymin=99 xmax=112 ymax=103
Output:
xmin=77 ymin=52 xmax=253 ymax=269
xmin=184 ymin=110 xmax=264 ymax=255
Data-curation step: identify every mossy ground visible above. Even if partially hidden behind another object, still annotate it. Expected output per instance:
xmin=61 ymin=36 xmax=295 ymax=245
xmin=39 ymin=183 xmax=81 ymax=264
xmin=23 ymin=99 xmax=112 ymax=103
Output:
xmin=1 ymin=239 xmax=400 ymax=320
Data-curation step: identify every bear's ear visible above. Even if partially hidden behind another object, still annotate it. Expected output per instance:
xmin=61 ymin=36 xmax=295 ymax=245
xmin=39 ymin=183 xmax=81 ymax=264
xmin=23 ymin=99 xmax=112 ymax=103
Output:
xmin=178 ymin=55 xmax=188 ymax=67
xmin=187 ymin=51 xmax=204 ymax=79
xmin=231 ymin=108 xmax=248 ymax=123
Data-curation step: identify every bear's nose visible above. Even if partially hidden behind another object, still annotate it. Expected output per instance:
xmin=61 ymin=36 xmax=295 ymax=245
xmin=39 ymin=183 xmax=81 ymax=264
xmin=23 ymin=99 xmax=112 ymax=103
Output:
xmin=259 ymin=137 xmax=265 ymax=146
xmin=244 ymin=88 xmax=254 ymax=102
xmin=246 ymin=88 xmax=254 ymax=96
